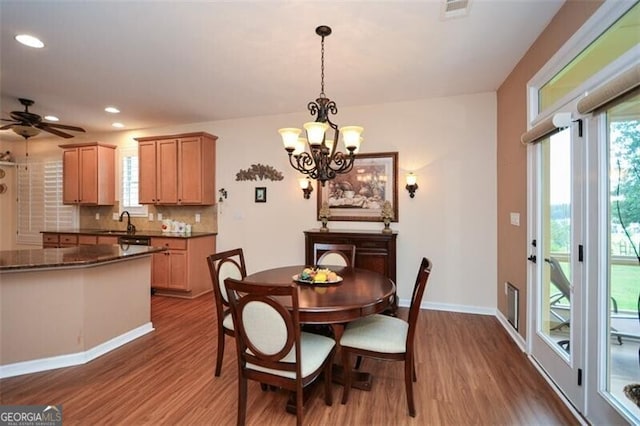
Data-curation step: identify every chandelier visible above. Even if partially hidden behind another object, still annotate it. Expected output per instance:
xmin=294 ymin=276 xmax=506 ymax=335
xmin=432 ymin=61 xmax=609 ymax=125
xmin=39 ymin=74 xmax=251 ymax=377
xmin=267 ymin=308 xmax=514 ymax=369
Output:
xmin=279 ymin=25 xmax=363 ymax=186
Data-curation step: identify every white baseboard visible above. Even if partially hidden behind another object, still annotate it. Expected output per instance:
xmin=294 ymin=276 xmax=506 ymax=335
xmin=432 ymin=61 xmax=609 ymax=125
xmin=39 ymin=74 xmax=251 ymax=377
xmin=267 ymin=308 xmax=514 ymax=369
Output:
xmin=0 ymin=322 xmax=154 ymax=379
xmin=398 ymin=298 xmax=495 ymax=316
xmin=495 ymin=309 xmax=526 ymax=352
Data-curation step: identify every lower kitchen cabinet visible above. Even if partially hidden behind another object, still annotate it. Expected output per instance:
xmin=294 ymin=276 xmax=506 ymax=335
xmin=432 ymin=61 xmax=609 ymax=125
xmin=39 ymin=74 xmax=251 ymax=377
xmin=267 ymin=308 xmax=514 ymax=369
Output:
xmin=39 ymin=231 xmax=215 ymax=299
xmin=42 ymin=233 xmax=60 ymax=248
xmin=150 ymin=235 xmax=215 ymax=298
xmin=43 ymin=233 xmax=79 ymax=248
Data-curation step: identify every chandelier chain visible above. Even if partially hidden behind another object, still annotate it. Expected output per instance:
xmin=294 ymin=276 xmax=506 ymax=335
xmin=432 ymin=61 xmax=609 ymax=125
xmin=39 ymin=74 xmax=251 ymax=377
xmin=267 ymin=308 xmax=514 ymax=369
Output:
xmin=320 ymin=35 xmax=325 ymax=98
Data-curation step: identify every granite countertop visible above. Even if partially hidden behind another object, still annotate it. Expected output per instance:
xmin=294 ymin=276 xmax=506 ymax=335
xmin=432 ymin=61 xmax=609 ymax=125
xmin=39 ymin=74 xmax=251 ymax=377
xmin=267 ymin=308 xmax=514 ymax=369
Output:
xmin=0 ymin=244 xmax=165 ymax=272
xmin=42 ymin=229 xmax=217 ymax=239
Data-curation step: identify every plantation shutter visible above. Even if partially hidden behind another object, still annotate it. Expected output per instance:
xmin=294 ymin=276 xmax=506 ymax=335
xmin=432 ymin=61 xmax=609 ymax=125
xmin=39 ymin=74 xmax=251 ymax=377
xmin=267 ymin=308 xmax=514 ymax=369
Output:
xmin=17 ymin=160 xmax=78 ymax=245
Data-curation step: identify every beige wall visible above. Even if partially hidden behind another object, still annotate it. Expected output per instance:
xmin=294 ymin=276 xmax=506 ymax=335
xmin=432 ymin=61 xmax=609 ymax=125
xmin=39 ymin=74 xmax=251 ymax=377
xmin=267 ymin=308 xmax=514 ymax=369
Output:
xmin=1 ymin=92 xmax=497 ymax=312
xmin=496 ymin=0 xmax=604 ymax=338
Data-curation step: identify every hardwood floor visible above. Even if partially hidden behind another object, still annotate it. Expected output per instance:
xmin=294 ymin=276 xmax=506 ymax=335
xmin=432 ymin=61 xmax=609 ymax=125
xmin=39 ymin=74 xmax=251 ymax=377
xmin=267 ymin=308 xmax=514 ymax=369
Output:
xmin=0 ymin=295 xmax=578 ymax=425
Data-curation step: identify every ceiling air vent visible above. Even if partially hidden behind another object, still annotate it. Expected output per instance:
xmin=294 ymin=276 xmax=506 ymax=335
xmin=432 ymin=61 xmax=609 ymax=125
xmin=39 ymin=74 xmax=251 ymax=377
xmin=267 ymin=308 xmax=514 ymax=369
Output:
xmin=442 ymin=0 xmax=471 ymax=19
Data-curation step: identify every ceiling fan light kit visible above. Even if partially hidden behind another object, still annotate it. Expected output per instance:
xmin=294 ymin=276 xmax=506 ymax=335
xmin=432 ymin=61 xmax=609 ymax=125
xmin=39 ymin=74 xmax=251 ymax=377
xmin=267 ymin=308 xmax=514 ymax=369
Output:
xmin=11 ymin=125 xmax=41 ymax=139
xmin=1 ymin=98 xmax=86 ymax=140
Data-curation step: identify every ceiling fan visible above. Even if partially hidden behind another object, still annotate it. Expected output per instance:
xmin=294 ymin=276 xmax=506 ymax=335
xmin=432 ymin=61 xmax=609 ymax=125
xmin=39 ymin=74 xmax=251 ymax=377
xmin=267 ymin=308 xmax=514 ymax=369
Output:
xmin=0 ymin=98 xmax=86 ymax=139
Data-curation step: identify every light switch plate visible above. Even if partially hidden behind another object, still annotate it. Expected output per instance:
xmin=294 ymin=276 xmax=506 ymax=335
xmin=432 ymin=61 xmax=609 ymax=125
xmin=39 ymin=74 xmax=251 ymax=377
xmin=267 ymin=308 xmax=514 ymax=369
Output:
xmin=95 ymin=213 xmax=100 ymax=220
xmin=157 ymin=213 xmax=163 ymax=221
xmin=195 ymin=213 xmax=201 ymax=223
xmin=148 ymin=213 xmax=154 ymax=221
xmin=510 ymin=212 xmax=520 ymax=226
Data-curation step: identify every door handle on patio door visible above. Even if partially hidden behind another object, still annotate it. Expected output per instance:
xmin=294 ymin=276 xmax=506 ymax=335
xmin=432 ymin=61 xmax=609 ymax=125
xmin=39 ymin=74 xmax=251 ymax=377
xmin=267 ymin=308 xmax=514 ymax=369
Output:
xmin=527 ymin=255 xmax=537 ymax=263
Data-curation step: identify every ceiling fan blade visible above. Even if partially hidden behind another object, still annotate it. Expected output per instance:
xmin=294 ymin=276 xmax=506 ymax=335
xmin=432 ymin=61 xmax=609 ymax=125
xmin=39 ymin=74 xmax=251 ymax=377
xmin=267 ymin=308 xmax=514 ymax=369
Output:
xmin=36 ymin=125 xmax=74 ymax=138
xmin=1 ymin=118 xmax=19 ymax=123
xmin=40 ymin=123 xmax=86 ymax=132
xmin=0 ymin=124 xmax=14 ymax=130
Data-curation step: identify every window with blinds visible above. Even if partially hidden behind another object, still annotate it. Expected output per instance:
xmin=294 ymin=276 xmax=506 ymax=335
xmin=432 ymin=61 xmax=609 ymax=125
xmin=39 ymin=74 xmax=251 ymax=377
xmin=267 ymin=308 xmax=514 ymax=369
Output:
xmin=17 ymin=160 xmax=78 ymax=245
xmin=121 ymin=151 xmax=147 ymax=216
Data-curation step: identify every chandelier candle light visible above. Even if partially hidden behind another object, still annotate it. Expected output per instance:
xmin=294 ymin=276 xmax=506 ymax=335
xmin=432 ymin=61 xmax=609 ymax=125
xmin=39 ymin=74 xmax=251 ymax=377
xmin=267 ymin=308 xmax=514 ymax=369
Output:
xmin=279 ymin=25 xmax=363 ymax=186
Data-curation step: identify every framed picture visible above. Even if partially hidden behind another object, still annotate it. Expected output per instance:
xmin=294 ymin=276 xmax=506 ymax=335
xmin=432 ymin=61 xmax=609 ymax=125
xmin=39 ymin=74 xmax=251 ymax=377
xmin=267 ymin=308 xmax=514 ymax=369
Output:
xmin=317 ymin=152 xmax=398 ymax=222
xmin=255 ymin=187 xmax=267 ymax=203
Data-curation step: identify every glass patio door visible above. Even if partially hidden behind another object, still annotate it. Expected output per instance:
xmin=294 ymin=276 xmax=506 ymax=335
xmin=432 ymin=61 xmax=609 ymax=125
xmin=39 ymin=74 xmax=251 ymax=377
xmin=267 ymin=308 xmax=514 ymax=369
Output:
xmin=584 ymin=91 xmax=640 ymax=424
xmin=529 ymin=122 xmax=585 ymax=410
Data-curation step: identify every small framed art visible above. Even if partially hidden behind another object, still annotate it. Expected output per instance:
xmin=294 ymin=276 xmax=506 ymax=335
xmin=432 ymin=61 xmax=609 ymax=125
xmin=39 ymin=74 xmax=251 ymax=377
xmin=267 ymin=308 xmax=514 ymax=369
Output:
xmin=255 ymin=187 xmax=267 ymax=203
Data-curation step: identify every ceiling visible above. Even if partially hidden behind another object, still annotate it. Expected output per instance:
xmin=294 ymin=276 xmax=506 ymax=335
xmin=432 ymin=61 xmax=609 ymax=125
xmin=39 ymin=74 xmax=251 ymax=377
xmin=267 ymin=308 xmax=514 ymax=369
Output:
xmin=0 ymin=0 xmax=565 ymax=142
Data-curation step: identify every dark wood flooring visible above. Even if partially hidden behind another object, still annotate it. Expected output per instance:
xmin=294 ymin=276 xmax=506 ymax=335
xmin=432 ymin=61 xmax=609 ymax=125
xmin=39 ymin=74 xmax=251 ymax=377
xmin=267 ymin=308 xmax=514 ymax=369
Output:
xmin=0 ymin=295 xmax=578 ymax=425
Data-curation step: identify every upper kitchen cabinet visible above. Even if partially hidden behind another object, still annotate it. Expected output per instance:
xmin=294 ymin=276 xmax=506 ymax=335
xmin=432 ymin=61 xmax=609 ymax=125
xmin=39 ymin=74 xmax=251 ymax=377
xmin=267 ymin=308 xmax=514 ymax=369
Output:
xmin=135 ymin=132 xmax=217 ymax=205
xmin=59 ymin=142 xmax=116 ymax=205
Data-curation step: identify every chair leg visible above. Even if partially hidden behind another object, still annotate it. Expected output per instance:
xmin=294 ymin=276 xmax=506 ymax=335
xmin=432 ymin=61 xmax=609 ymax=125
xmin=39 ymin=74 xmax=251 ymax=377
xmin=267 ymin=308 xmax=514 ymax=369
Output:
xmin=324 ymin=357 xmax=333 ymax=406
xmin=237 ymin=376 xmax=247 ymax=426
xmin=215 ymin=329 xmax=224 ymax=377
xmin=405 ymin=357 xmax=416 ymax=417
xmin=412 ymin=359 xmax=417 ymax=382
xmin=341 ymin=350 xmax=352 ymax=405
xmin=296 ymin=384 xmax=304 ymax=426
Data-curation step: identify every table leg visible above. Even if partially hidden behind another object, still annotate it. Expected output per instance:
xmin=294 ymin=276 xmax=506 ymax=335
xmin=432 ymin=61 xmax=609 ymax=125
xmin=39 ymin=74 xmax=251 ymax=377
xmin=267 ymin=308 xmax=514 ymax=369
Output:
xmin=330 ymin=324 xmax=373 ymax=391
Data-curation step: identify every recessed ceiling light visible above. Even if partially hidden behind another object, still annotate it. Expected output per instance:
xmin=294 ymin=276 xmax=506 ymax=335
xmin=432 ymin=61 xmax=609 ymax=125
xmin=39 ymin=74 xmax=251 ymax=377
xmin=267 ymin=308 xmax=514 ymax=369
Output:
xmin=15 ymin=34 xmax=44 ymax=48
xmin=112 ymin=122 xmax=125 ymax=128
xmin=44 ymin=115 xmax=59 ymax=122
xmin=105 ymin=106 xmax=120 ymax=114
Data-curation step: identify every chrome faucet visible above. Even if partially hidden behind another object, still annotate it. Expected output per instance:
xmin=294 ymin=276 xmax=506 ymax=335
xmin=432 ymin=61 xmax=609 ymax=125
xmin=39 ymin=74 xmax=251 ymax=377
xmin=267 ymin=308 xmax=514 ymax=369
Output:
xmin=119 ymin=210 xmax=136 ymax=234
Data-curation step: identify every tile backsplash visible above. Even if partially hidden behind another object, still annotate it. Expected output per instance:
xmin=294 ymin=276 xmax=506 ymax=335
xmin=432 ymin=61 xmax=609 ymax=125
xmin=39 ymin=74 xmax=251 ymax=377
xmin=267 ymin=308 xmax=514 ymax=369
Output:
xmin=80 ymin=202 xmax=217 ymax=233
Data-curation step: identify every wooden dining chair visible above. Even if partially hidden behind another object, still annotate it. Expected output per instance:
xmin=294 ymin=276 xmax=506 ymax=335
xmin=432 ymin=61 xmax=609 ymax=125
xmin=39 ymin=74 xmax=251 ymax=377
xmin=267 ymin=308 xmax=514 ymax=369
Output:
xmin=314 ymin=243 xmax=356 ymax=267
xmin=339 ymin=257 xmax=432 ymax=417
xmin=206 ymin=248 xmax=247 ymax=377
xmin=224 ymin=278 xmax=336 ymax=426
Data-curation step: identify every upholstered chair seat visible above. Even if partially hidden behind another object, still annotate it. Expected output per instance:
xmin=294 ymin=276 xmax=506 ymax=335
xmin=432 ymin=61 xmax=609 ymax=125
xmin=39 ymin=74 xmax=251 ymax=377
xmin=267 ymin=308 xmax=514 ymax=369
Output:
xmin=339 ymin=257 xmax=432 ymax=417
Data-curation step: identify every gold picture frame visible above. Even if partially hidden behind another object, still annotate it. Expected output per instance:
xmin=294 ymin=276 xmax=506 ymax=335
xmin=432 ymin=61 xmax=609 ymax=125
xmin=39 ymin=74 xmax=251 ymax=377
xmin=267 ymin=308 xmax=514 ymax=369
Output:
xmin=316 ymin=152 xmax=398 ymax=222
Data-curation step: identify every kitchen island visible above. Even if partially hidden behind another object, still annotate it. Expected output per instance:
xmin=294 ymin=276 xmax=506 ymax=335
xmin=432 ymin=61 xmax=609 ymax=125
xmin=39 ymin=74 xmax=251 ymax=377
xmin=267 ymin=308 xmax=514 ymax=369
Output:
xmin=0 ymin=244 xmax=164 ymax=378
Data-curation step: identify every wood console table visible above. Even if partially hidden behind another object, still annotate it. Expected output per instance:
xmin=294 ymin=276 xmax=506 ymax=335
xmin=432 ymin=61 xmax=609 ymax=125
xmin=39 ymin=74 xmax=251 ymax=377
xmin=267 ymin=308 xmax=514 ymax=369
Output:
xmin=304 ymin=229 xmax=397 ymax=283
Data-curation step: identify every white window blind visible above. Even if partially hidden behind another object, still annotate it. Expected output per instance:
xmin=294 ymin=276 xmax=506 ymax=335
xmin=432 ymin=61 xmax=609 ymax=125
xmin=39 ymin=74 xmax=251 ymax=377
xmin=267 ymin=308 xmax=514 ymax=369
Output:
xmin=121 ymin=150 xmax=147 ymax=216
xmin=17 ymin=160 xmax=78 ymax=245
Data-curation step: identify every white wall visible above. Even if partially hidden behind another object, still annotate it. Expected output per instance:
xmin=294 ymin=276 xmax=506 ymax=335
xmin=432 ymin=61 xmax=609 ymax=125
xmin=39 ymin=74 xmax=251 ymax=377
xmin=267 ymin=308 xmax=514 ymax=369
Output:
xmin=0 ymin=92 xmax=497 ymax=312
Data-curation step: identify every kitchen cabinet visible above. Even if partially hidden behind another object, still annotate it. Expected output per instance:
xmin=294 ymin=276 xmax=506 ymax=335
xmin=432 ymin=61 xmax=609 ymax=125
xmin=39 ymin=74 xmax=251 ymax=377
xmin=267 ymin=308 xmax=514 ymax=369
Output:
xmin=43 ymin=233 xmax=116 ymax=247
xmin=43 ymin=233 xmax=79 ymax=248
xmin=78 ymin=235 xmax=98 ymax=245
xmin=59 ymin=142 xmax=116 ymax=205
xmin=97 ymin=235 xmax=118 ymax=245
xmin=42 ymin=233 xmax=60 ymax=248
xmin=150 ymin=238 xmax=187 ymax=291
xmin=304 ymin=229 xmax=398 ymax=283
xmin=135 ymin=132 xmax=217 ymax=205
xmin=150 ymin=235 xmax=215 ymax=298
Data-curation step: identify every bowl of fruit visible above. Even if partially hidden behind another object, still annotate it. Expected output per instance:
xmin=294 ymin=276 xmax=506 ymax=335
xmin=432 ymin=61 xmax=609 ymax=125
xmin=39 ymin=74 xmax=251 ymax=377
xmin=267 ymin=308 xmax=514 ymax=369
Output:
xmin=293 ymin=267 xmax=342 ymax=285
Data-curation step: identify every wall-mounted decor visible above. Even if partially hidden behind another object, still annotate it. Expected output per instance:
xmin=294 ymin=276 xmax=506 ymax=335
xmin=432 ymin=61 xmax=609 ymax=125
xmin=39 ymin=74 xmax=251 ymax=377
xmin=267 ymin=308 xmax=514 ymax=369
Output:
xmin=255 ymin=187 xmax=267 ymax=203
xmin=317 ymin=152 xmax=398 ymax=222
xmin=236 ymin=164 xmax=284 ymax=182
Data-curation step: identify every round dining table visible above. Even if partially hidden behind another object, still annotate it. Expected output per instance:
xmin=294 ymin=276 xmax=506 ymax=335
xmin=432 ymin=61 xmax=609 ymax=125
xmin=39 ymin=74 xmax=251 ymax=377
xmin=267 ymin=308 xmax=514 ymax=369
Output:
xmin=244 ymin=265 xmax=396 ymax=325
xmin=244 ymin=264 xmax=396 ymax=401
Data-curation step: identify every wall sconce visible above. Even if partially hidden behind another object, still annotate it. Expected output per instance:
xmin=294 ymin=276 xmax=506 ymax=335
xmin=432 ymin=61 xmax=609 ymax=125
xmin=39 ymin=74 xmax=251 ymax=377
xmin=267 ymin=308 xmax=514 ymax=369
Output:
xmin=299 ymin=177 xmax=314 ymax=199
xmin=405 ymin=173 xmax=418 ymax=198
